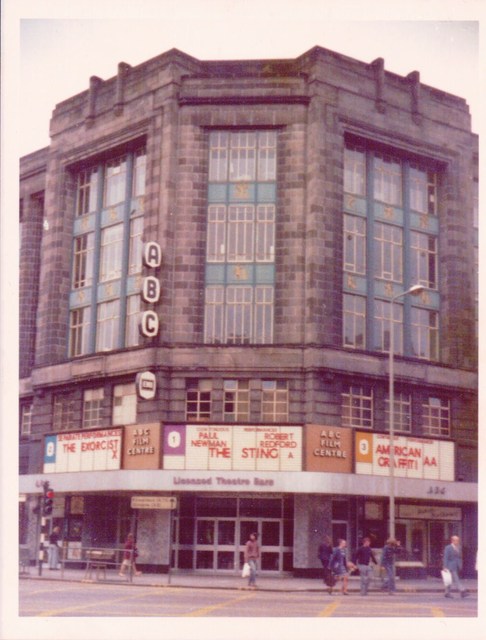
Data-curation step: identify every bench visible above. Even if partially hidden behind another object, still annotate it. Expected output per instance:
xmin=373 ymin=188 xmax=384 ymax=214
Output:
xmin=84 ymin=549 xmax=117 ymax=581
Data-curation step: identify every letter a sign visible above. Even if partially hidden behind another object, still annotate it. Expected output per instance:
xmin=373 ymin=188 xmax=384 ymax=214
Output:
xmin=143 ymin=242 xmax=162 ymax=268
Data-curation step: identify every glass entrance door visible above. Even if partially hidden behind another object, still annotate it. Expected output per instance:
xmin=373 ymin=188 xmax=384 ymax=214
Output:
xmin=239 ymin=518 xmax=285 ymax=572
xmin=396 ymin=520 xmax=426 ymax=563
xmin=196 ymin=519 xmax=236 ymax=570
xmin=428 ymin=521 xmax=461 ymax=571
xmin=174 ymin=495 xmax=294 ymax=573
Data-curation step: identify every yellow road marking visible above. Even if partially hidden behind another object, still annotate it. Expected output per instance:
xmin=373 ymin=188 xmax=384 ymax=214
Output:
xmin=431 ymin=607 xmax=444 ymax=617
xmin=318 ymin=601 xmax=339 ymax=617
xmin=37 ymin=588 xmax=179 ymax=617
xmin=183 ymin=592 xmax=256 ymax=617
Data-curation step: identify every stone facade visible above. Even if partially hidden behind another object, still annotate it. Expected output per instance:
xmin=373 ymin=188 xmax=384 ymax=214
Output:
xmin=20 ymin=46 xmax=478 ymax=574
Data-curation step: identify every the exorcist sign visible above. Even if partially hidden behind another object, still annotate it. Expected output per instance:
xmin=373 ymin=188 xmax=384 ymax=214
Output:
xmin=43 ymin=429 xmax=122 ymax=473
xmin=163 ymin=424 xmax=302 ymax=471
xmin=355 ymin=431 xmax=454 ymax=481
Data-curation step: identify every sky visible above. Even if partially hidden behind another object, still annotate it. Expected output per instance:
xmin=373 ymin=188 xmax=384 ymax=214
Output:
xmin=2 ymin=0 xmax=483 ymax=157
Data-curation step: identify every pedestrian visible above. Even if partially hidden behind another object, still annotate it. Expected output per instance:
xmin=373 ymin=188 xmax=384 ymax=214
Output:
xmin=119 ymin=533 xmax=142 ymax=577
xmin=328 ymin=538 xmax=355 ymax=595
xmin=244 ymin=532 xmax=260 ymax=589
xmin=48 ymin=526 xmax=61 ymax=570
xmin=443 ymin=535 xmax=469 ymax=599
xmin=317 ymin=535 xmax=333 ymax=587
xmin=353 ymin=536 xmax=377 ymax=596
xmin=380 ymin=537 xmax=401 ymax=594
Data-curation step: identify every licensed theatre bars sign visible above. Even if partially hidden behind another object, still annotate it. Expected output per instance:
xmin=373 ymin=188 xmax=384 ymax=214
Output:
xmin=163 ymin=424 xmax=302 ymax=471
xmin=355 ymin=431 xmax=454 ymax=481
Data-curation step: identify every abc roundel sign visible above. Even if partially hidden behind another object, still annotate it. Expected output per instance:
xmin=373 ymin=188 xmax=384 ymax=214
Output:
xmin=136 ymin=371 xmax=157 ymax=400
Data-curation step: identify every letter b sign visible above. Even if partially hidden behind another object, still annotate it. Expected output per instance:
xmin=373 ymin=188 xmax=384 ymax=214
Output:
xmin=142 ymin=276 xmax=160 ymax=304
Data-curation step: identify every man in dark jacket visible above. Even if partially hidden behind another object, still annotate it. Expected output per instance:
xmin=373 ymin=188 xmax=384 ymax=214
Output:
xmin=317 ymin=535 xmax=333 ymax=588
xmin=353 ymin=537 xmax=377 ymax=595
xmin=380 ymin=538 xmax=401 ymax=594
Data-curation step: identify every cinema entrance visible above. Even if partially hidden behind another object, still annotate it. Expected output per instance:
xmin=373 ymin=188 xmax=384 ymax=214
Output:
xmin=172 ymin=494 xmax=294 ymax=573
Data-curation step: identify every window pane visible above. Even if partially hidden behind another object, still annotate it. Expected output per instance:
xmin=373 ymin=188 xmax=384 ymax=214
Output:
xmin=374 ymin=222 xmax=403 ymax=282
xmin=254 ymin=286 xmax=273 ymax=344
xmin=227 ymin=206 xmax=254 ymax=262
xmin=257 ymin=131 xmax=277 ymax=181
xmin=21 ymin=404 xmax=33 ymax=436
xmin=229 ymin=132 xmax=256 ymax=181
xmin=374 ymin=299 xmax=403 ymax=354
xmin=125 ymin=295 xmax=141 ymax=347
xmin=385 ymin=393 xmax=411 ymax=433
xmin=344 ymin=147 xmax=366 ymax=196
xmin=342 ymin=386 xmax=373 ymax=429
xmin=209 ymin=131 xmax=229 ymax=182
xmin=223 ymin=380 xmax=249 ymax=422
xmin=255 ymin=205 xmax=275 ymax=262
xmin=186 ymin=380 xmax=212 ymax=421
xmin=422 ymin=397 xmax=450 ymax=436
xmin=128 ymin=217 xmax=144 ymax=275
xmin=410 ymin=231 xmax=437 ymax=289
xmin=373 ymin=154 xmax=402 ymax=206
xmin=132 ymin=148 xmax=146 ymax=197
xmin=100 ymin=224 xmax=123 ymax=282
xmin=113 ymin=383 xmax=137 ymax=425
xmin=83 ymin=388 xmax=104 ymax=428
xmin=207 ymin=205 xmax=226 ymax=262
xmin=96 ymin=300 xmax=120 ymax=352
xmin=343 ymin=294 xmax=366 ymax=348
xmin=411 ymin=308 xmax=438 ymax=360
xmin=72 ymin=233 xmax=94 ymax=288
xmin=104 ymin=156 xmax=127 ymax=207
xmin=226 ymin=287 xmax=252 ymax=344
xmin=69 ymin=307 xmax=90 ymax=357
xmin=261 ymin=380 xmax=289 ymax=422
xmin=76 ymin=167 xmax=99 ymax=216
xmin=343 ymin=214 xmax=366 ymax=274
xmin=204 ymin=287 xmax=224 ymax=344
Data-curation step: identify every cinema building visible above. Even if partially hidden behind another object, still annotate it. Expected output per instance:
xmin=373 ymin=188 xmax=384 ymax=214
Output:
xmin=19 ymin=46 xmax=478 ymax=576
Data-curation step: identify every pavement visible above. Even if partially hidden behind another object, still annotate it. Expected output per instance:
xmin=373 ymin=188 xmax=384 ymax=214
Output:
xmin=20 ymin=566 xmax=478 ymax=594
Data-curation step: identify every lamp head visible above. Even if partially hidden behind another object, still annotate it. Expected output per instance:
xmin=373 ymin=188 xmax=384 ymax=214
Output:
xmin=407 ymin=284 xmax=425 ymax=296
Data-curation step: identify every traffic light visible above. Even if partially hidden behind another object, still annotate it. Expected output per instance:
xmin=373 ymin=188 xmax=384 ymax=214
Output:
xmin=42 ymin=483 xmax=54 ymax=516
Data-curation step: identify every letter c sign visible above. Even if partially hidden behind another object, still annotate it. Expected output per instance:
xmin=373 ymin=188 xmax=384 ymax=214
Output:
xmin=139 ymin=310 xmax=159 ymax=338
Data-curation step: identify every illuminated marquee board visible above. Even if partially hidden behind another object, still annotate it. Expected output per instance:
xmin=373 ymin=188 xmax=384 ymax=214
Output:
xmin=163 ymin=424 xmax=302 ymax=471
xmin=355 ymin=431 xmax=455 ymax=481
xmin=43 ymin=429 xmax=122 ymax=473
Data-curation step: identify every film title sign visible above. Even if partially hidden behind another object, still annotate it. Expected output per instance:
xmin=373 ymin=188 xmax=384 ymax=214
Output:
xmin=355 ymin=431 xmax=454 ymax=481
xmin=305 ymin=424 xmax=352 ymax=473
xmin=163 ymin=424 xmax=302 ymax=471
xmin=43 ymin=429 xmax=122 ymax=473
xmin=122 ymin=423 xmax=161 ymax=470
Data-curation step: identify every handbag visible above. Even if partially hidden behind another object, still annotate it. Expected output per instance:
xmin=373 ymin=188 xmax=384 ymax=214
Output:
xmin=441 ymin=569 xmax=452 ymax=587
xmin=242 ymin=562 xmax=251 ymax=578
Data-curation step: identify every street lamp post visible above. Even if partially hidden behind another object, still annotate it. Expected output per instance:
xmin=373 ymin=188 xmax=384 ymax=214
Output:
xmin=388 ymin=284 xmax=425 ymax=540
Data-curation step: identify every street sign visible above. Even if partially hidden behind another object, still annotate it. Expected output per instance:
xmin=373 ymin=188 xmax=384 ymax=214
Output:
xmin=131 ymin=496 xmax=177 ymax=510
